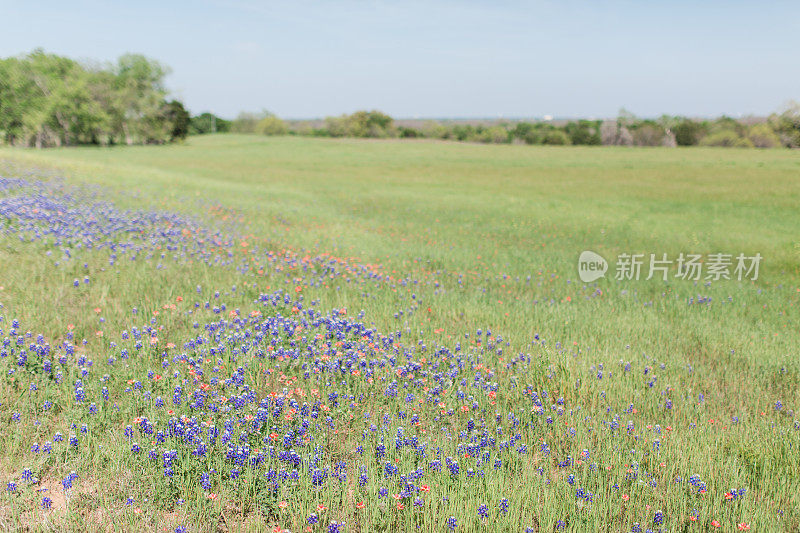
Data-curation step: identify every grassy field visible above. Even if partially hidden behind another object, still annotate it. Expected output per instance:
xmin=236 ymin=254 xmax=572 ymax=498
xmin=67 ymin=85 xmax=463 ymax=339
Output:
xmin=0 ymin=135 xmax=798 ymax=532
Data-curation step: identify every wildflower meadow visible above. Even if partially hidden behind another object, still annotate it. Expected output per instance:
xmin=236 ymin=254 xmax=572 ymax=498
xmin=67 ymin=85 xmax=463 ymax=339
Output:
xmin=0 ymin=135 xmax=798 ymax=532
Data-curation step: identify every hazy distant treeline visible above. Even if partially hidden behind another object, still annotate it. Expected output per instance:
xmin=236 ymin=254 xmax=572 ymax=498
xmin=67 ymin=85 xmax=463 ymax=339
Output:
xmin=3 ymin=50 xmax=798 ymax=149
xmin=216 ymin=107 xmax=800 ymax=148
xmin=0 ymin=50 xmax=190 ymax=147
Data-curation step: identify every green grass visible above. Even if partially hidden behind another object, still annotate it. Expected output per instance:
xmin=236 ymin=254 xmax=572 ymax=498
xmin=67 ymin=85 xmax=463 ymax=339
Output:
xmin=0 ymin=135 xmax=798 ymax=532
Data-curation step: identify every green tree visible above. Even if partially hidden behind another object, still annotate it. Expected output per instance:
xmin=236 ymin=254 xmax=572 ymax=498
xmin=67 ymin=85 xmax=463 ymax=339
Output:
xmin=163 ymin=100 xmax=190 ymax=141
xmin=231 ymin=112 xmax=262 ymax=133
xmin=699 ymin=130 xmax=744 ymax=147
xmin=709 ymin=116 xmax=747 ymax=137
xmin=510 ymin=122 xmax=533 ymax=143
xmin=450 ymin=124 xmax=475 ymax=142
xmin=190 ymin=113 xmax=230 ymax=134
xmin=564 ymin=120 xmax=601 ymax=145
xmin=746 ymin=123 xmax=780 ymax=148
xmin=673 ymin=119 xmax=706 ymax=146
xmin=256 ymin=113 xmax=289 ymax=135
xmin=398 ymin=127 xmax=420 ymax=138
xmin=0 ymin=57 xmax=36 ymax=145
xmin=112 ymin=54 xmax=170 ymax=144
xmin=0 ymin=50 xmax=111 ymax=147
xmin=769 ymin=102 xmax=800 ymax=147
xmin=628 ymin=120 xmax=666 ymax=147
xmin=420 ymin=121 xmax=449 ymax=139
xmin=477 ymin=126 xmax=510 ymax=144
xmin=542 ymin=129 xmax=570 ymax=145
xmin=324 ymin=110 xmax=395 ymax=138
xmin=0 ymin=50 xmax=187 ymax=147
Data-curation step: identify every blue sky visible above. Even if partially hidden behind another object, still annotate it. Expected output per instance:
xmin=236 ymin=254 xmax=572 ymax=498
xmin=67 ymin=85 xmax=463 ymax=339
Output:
xmin=2 ymin=1 xmax=798 ymax=119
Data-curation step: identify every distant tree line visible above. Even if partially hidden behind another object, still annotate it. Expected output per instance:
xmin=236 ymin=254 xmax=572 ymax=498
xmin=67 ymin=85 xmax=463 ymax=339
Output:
xmin=0 ymin=50 xmax=189 ymax=147
xmin=3 ymin=49 xmax=797 ymax=150
xmin=212 ymin=105 xmax=800 ymax=149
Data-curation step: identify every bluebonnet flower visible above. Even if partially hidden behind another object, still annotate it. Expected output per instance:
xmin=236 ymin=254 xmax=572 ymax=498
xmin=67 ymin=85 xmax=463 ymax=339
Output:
xmin=62 ymin=471 xmax=78 ymax=490
xmin=498 ymin=498 xmax=509 ymax=514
